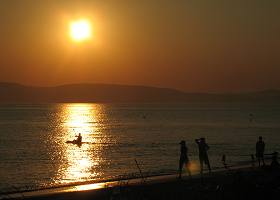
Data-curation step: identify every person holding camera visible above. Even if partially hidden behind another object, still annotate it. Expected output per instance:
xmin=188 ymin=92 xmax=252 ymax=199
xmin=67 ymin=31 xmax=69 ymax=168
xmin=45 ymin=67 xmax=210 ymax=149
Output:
xmin=195 ymin=137 xmax=211 ymax=174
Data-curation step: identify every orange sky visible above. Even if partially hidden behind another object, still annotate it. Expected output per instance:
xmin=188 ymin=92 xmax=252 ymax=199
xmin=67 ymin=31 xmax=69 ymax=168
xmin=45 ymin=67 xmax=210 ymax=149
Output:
xmin=0 ymin=0 xmax=280 ymax=92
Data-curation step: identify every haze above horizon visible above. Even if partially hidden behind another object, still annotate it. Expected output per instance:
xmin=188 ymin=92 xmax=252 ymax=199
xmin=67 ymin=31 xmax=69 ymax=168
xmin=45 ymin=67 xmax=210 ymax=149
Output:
xmin=0 ymin=0 xmax=279 ymax=93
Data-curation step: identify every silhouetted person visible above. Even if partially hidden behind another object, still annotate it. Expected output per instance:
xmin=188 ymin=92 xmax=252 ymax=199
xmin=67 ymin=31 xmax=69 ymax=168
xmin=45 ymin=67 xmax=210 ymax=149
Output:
xmin=270 ymin=152 xmax=279 ymax=169
xmin=76 ymin=133 xmax=82 ymax=144
xmin=222 ymin=154 xmax=228 ymax=169
xmin=256 ymin=136 xmax=265 ymax=167
xmin=195 ymin=138 xmax=211 ymax=174
xmin=251 ymin=154 xmax=255 ymax=168
xmin=178 ymin=140 xmax=191 ymax=179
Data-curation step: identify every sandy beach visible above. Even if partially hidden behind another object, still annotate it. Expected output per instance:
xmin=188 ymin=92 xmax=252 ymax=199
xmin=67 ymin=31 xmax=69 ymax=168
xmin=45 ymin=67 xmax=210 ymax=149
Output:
xmin=1 ymin=165 xmax=280 ymax=200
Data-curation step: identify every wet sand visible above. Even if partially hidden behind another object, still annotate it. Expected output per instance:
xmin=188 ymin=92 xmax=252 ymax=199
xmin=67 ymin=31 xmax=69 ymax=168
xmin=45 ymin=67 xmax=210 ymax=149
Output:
xmin=2 ymin=165 xmax=280 ymax=200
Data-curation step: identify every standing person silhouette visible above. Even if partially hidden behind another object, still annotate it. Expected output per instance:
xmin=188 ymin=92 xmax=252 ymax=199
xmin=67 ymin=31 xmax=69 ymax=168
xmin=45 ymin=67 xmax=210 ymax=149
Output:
xmin=178 ymin=140 xmax=191 ymax=179
xmin=256 ymin=136 xmax=265 ymax=167
xmin=195 ymin=138 xmax=211 ymax=174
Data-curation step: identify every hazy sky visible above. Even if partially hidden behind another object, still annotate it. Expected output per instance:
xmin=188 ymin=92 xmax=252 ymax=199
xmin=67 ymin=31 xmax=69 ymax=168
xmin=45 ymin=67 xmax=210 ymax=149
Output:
xmin=0 ymin=0 xmax=279 ymax=92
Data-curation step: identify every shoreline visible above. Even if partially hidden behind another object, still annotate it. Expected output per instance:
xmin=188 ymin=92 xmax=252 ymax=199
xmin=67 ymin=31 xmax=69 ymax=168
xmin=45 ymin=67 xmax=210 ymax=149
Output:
xmin=0 ymin=163 xmax=252 ymax=196
xmin=1 ymin=164 xmax=263 ymax=200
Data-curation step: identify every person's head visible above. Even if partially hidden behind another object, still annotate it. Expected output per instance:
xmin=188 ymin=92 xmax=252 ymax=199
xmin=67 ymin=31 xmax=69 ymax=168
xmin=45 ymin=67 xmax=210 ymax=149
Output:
xmin=79 ymin=133 xmax=81 ymax=136
xmin=179 ymin=140 xmax=186 ymax=146
xmin=200 ymin=137 xmax=205 ymax=143
xmin=259 ymin=136 xmax=262 ymax=141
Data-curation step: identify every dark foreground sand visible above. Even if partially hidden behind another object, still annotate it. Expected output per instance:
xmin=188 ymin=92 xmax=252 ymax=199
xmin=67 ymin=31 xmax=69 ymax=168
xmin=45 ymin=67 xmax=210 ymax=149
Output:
xmin=2 ymin=166 xmax=280 ymax=200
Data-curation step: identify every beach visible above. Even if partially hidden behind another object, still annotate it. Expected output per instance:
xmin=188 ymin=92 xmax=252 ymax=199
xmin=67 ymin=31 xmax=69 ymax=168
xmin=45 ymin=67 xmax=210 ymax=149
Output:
xmin=2 ymin=165 xmax=280 ymax=200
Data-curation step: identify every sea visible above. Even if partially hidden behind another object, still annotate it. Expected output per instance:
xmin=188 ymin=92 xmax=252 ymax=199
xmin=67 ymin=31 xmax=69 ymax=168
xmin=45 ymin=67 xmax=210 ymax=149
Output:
xmin=0 ymin=102 xmax=280 ymax=193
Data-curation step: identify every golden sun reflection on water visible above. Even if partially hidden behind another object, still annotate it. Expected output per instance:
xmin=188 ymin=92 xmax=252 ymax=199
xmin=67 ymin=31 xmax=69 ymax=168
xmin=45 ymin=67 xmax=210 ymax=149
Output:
xmin=65 ymin=182 xmax=107 ymax=192
xmin=59 ymin=104 xmax=104 ymax=184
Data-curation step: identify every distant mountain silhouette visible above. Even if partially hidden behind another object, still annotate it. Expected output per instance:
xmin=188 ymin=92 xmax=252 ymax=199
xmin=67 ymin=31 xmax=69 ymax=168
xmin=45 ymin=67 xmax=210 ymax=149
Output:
xmin=0 ymin=82 xmax=280 ymax=103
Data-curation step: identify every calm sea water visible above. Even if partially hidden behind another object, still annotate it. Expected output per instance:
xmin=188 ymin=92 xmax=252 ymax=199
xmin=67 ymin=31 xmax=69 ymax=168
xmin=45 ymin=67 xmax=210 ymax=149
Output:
xmin=0 ymin=103 xmax=280 ymax=192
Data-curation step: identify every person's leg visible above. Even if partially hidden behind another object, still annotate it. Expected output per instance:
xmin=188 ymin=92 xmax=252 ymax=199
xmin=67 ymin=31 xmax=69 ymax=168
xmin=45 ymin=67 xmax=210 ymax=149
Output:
xmin=261 ymin=155 xmax=265 ymax=166
xmin=205 ymin=155 xmax=211 ymax=173
xmin=186 ymin=162 xmax=192 ymax=177
xmin=178 ymin=159 xmax=183 ymax=179
xmin=199 ymin=156 xmax=203 ymax=174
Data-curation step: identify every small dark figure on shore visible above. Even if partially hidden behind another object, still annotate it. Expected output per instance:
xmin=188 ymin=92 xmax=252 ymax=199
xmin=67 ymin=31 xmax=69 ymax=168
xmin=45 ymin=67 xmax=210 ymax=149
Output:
xmin=195 ymin=138 xmax=211 ymax=174
xmin=270 ymin=152 xmax=280 ymax=169
xmin=251 ymin=154 xmax=255 ymax=168
xmin=222 ymin=154 xmax=228 ymax=169
xmin=178 ymin=140 xmax=191 ymax=179
xmin=256 ymin=136 xmax=265 ymax=167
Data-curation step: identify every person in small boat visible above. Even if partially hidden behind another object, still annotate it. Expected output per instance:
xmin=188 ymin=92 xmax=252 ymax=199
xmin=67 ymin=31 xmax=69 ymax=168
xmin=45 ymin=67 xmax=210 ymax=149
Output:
xmin=75 ymin=133 xmax=82 ymax=143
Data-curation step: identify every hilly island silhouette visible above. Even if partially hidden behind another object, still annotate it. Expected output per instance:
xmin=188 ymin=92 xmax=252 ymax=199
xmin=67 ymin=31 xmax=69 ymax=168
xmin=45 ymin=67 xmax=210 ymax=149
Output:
xmin=0 ymin=82 xmax=280 ymax=103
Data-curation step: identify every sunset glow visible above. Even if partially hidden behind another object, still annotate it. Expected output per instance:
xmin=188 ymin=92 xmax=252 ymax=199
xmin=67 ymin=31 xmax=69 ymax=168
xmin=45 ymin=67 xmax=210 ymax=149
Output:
xmin=1 ymin=1 xmax=280 ymax=92
xmin=70 ymin=19 xmax=92 ymax=42
xmin=1 ymin=1 xmax=280 ymax=199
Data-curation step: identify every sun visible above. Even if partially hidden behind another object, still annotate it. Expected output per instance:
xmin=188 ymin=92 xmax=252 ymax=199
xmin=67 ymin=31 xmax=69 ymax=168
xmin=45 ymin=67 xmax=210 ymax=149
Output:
xmin=70 ymin=19 xmax=92 ymax=42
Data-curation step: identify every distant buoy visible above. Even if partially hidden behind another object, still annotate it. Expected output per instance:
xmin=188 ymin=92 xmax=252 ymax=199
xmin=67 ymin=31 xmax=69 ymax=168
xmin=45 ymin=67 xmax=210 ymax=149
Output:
xmin=249 ymin=113 xmax=254 ymax=122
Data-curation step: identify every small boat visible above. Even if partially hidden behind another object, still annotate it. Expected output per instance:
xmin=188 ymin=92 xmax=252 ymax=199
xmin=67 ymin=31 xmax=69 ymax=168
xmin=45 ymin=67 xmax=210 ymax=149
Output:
xmin=66 ymin=140 xmax=82 ymax=146
xmin=66 ymin=133 xmax=83 ymax=146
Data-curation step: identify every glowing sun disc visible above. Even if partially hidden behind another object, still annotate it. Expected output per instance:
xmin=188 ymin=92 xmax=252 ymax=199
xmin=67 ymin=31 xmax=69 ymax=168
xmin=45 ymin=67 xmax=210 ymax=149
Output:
xmin=70 ymin=19 xmax=92 ymax=42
